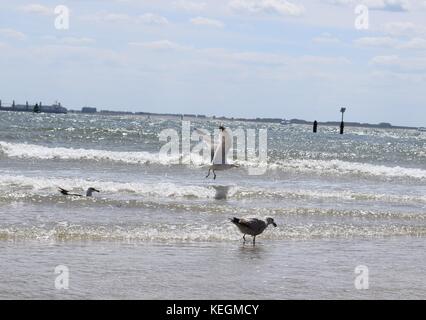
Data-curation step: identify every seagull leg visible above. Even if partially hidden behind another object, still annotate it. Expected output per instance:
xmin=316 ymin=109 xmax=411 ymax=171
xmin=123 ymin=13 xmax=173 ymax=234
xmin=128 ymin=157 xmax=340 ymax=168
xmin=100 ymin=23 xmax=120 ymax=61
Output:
xmin=253 ymin=236 xmax=256 ymax=246
xmin=243 ymin=234 xmax=246 ymax=243
xmin=213 ymin=170 xmax=216 ymax=180
xmin=206 ymin=169 xmax=211 ymax=178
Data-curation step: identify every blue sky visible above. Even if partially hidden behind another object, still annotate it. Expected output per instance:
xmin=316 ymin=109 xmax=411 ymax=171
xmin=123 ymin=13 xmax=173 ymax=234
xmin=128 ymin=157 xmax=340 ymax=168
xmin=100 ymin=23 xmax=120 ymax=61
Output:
xmin=0 ymin=0 xmax=425 ymax=126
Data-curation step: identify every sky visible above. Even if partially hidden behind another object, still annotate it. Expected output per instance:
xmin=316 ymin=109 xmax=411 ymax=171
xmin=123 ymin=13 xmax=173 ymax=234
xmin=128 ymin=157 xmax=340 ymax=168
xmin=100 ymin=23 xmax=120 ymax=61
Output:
xmin=0 ymin=0 xmax=425 ymax=126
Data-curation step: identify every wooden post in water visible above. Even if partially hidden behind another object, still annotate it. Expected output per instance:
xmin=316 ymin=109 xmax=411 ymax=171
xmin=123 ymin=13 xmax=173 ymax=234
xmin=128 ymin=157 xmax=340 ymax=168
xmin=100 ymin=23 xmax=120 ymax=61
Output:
xmin=313 ymin=120 xmax=318 ymax=133
xmin=340 ymin=107 xmax=346 ymax=134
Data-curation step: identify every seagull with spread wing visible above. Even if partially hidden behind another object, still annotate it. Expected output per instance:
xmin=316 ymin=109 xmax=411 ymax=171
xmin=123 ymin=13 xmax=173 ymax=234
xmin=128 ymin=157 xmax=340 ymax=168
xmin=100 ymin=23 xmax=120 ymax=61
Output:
xmin=196 ymin=125 xmax=238 ymax=180
xmin=58 ymin=187 xmax=100 ymax=197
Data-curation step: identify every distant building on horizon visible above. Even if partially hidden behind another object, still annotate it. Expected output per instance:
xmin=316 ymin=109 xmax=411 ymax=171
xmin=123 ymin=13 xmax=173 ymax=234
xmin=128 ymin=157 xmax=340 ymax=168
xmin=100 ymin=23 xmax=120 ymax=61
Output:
xmin=81 ymin=107 xmax=97 ymax=114
xmin=0 ymin=100 xmax=67 ymax=114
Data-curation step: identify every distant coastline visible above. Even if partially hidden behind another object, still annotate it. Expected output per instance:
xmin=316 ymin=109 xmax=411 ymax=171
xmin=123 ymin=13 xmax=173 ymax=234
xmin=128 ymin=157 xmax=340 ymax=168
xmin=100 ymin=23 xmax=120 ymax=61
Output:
xmin=0 ymin=99 xmax=422 ymax=130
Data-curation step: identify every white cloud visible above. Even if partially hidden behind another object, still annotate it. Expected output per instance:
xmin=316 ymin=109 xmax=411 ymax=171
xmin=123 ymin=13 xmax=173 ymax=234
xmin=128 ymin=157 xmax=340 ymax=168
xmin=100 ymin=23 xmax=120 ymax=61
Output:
xmin=129 ymin=40 xmax=187 ymax=50
xmin=82 ymin=12 xmax=170 ymax=25
xmin=40 ymin=35 xmax=81 ymax=44
xmin=355 ymin=36 xmax=426 ymax=50
xmin=399 ymin=38 xmax=426 ymax=50
xmin=313 ymin=33 xmax=340 ymax=44
xmin=371 ymin=70 xmax=426 ymax=83
xmin=371 ymin=55 xmax=400 ymax=65
xmin=371 ymin=55 xmax=426 ymax=71
xmin=82 ymin=12 xmax=132 ymax=23
xmin=18 ymin=3 xmax=53 ymax=15
xmin=354 ymin=37 xmax=399 ymax=47
xmin=228 ymin=51 xmax=288 ymax=65
xmin=60 ymin=37 xmax=95 ymax=46
xmin=198 ymin=49 xmax=350 ymax=68
xmin=327 ymin=0 xmax=417 ymax=11
xmin=31 ymin=44 xmax=125 ymax=67
xmin=363 ymin=0 xmax=410 ymax=11
xmin=299 ymin=55 xmax=351 ymax=65
xmin=0 ymin=28 xmax=26 ymax=40
xmin=190 ymin=17 xmax=224 ymax=28
xmin=138 ymin=13 xmax=169 ymax=25
xmin=173 ymin=0 xmax=207 ymax=12
xmin=383 ymin=22 xmax=426 ymax=37
xmin=229 ymin=0 xmax=305 ymax=16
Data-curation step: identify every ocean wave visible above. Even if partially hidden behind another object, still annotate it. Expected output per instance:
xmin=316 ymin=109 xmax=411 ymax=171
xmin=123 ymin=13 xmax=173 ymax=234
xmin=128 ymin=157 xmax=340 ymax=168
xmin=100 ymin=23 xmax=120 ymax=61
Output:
xmin=1 ymin=141 xmax=426 ymax=180
xmin=0 ymin=192 xmax=424 ymax=221
xmin=0 ymin=141 xmax=167 ymax=165
xmin=0 ymin=174 xmax=214 ymax=199
xmin=0 ymin=174 xmax=425 ymax=207
xmin=1 ymin=223 xmax=425 ymax=242
xmin=268 ymin=159 xmax=426 ymax=180
xmin=233 ymin=188 xmax=426 ymax=204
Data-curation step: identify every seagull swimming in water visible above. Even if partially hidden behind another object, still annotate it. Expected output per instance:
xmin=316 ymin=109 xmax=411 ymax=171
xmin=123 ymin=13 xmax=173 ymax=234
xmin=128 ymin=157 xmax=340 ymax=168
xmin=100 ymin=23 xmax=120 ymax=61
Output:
xmin=196 ymin=125 xmax=238 ymax=180
xmin=58 ymin=187 xmax=100 ymax=197
xmin=230 ymin=217 xmax=277 ymax=245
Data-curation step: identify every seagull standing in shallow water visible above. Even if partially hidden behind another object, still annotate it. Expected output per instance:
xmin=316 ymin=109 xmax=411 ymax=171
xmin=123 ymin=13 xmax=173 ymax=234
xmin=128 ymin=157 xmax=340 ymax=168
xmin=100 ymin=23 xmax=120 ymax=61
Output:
xmin=230 ymin=217 xmax=277 ymax=245
xmin=58 ymin=187 xmax=100 ymax=197
xmin=196 ymin=126 xmax=238 ymax=180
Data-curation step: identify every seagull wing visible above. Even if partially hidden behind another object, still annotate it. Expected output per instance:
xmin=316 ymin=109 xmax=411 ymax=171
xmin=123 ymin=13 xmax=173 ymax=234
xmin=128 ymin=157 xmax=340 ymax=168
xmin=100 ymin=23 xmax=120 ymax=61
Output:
xmin=236 ymin=218 xmax=266 ymax=233
xmin=58 ymin=187 xmax=83 ymax=197
xmin=58 ymin=187 xmax=70 ymax=195
xmin=212 ymin=129 xmax=232 ymax=165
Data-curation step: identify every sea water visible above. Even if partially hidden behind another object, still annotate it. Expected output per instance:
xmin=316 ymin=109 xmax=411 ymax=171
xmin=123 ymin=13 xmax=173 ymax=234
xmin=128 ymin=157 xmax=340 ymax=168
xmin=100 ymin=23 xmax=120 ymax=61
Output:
xmin=0 ymin=112 xmax=425 ymax=299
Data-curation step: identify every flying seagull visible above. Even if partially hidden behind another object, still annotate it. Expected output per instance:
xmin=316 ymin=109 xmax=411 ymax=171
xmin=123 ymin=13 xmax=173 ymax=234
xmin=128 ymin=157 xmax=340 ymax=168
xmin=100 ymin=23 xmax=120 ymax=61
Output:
xmin=196 ymin=125 xmax=238 ymax=180
xmin=230 ymin=217 xmax=277 ymax=244
xmin=58 ymin=187 xmax=100 ymax=197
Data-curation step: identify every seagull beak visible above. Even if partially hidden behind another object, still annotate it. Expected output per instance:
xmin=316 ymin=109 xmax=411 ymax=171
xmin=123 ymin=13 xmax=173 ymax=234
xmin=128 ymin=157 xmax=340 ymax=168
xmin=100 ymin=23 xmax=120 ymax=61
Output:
xmin=94 ymin=189 xmax=100 ymax=192
xmin=273 ymin=222 xmax=277 ymax=227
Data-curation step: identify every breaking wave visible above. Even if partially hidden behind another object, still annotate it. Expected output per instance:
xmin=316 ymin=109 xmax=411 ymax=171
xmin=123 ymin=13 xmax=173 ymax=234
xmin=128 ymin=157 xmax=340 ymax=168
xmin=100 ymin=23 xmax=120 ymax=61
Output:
xmin=0 ymin=174 xmax=425 ymax=206
xmin=1 ymin=141 xmax=426 ymax=180
xmin=1 ymin=223 xmax=425 ymax=242
xmin=0 ymin=174 xmax=214 ymax=199
xmin=268 ymin=159 xmax=426 ymax=180
xmin=0 ymin=141 xmax=166 ymax=165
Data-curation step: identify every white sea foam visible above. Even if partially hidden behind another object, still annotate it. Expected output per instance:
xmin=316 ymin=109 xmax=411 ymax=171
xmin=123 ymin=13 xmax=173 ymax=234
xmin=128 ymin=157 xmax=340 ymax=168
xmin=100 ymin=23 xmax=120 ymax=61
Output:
xmin=0 ymin=141 xmax=166 ymax=164
xmin=269 ymin=159 xmax=426 ymax=180
xmin=1 ymin=223 xmax=425 ymax=242
xmin=234 ymin=187 xmax=426 ymax=204
xmin=0 ymin=174 xmax=425 ymax=206
xmin=0 ymin=174 xmax=214 ymax=199
xmin=1 ymin=141 xmax=426 ymax=180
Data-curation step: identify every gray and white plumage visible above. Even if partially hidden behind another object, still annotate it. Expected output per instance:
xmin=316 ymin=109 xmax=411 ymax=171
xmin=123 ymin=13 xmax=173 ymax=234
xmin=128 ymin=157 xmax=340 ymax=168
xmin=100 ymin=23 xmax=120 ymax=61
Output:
xmin=58 ymin=187 xmax=100 ymax=197
xmin=230 ymin=216 xmax=277 ymax=244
